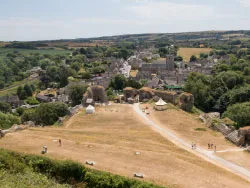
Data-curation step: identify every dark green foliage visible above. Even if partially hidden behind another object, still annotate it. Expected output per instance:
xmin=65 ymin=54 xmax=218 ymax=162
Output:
xmin=67 ymin=84 xmax=88 ymax=106
xmin=200 ymin=53 xmax=208 ymax=59
xmin=109 ymin=75 xmax=127 ymax=90
xmin=21 ymin=109 xmax=37 ymax=123
xmin=0 ymin=149 xmax=165 ymax=188
xmin=0 ymin=112 xmax=20 ymax=129
xmin=79 ymin=71 xmax=91 ymax=79
xmin=126 ymin=78 xmax=142 ymax=89
xmin=17 ymin=84 xmax=34 ymax=100
xmin=0 ymin=102 xmax=11 ymax=113
xmin=15 ymin=107 xmax=25 ymax=116
xmin=190 ymin=55 xmax=197 ymax=62
xmin=35 ymin=103 xmax=68 ymax=125
xmin=21 ymin=102 xmax=68 ymax=125
xmin=24 ymin=84 xmax=33 ymax=97
xmin=109 ymin=75 xmax=143 ymax=91
xmin=174 ymin=56 xmax=183 ymax=61
xmin=184 ymin=72 xmax=212 ymax=111
xmin=223 ymin=102 xmax=250 ymax=127
xmin=70 ymin=62 xmax=81 ymax=72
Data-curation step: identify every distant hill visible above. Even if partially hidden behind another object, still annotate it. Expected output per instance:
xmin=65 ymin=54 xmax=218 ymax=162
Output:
xmin=1 ymin=30 xmax=250 ymax=49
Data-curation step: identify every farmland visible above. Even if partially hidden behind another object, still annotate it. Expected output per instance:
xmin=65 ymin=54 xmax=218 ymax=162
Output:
xmin=177 ymin=47 xmax=212 ymax=62
xmin=0 ymin=47 xmax=71 ymax=60
xmin=0 ymin=104 xmax=249 ymax=188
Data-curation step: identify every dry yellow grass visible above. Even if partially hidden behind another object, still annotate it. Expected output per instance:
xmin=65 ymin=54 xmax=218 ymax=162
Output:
xmin=0 ymin=104 xmax=249 ymax=188
xmin=130 ymin=70 xmax=138 ymax=77
xmin=178 ymin=48 xmax=212 ymax=62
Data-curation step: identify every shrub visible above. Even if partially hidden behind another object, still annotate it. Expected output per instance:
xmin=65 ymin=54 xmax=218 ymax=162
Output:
xmin=0 ymin=112 xmax=20 ymax=129
xmin=26 ymin=96 xmax=40 ymax=105
xmin=223 ymin=102 xmax=250 ymax=128
xmin=0 ymin=102 xmax=11 ymax=113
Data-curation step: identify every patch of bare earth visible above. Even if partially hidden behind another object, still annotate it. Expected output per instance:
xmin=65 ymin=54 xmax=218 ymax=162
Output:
xmin=0 ymin=104 xmax=249 ymax=188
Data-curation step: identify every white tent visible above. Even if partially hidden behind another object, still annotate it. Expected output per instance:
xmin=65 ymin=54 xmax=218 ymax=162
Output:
xmin=155 ymin=98 xmax=167 ymax=106
xmin=86 ymin=105 xmax=95 ymax=114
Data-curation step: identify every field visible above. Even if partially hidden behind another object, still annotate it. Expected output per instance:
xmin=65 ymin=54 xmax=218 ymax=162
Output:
xmin=0 ymin=47 xmax=71 ymax=60
xmin=0 ymin=78 xmax=39 ymax=97
xmin=0 ymin=104 xmax=249 ymax=188
xmin=177 ymin=48 xmax=212 ymax=62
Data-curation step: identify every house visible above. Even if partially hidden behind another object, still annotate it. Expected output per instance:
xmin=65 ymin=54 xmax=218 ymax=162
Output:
xmin=36 ymin=94 xmax=51 ymax=103
xmin=0 ymin=95 xmax=24 ymax=108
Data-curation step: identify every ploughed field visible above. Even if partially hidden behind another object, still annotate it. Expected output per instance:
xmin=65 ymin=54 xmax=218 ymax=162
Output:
xmin=0 ymin=104 xmax=249 ymax=188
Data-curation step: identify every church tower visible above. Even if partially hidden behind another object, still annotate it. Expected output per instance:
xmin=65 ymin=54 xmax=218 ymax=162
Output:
xmin=166 ymin=55 xmax=175 ymax=71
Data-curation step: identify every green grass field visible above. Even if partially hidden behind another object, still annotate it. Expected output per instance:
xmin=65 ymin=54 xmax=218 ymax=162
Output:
xmin=0 ymin=48 xmax=71 ymax=59
xmin=0 ymin=79 xmax=39 ymax=97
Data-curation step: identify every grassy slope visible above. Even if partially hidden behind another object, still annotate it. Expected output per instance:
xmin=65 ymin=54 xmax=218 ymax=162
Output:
xmin=0 ymin=79 xmax=39 ymax=97
xmin=0 ymin=149 xmax=166 ymax=188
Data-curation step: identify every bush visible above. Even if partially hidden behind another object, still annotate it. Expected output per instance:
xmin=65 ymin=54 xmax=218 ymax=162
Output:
xmin=35 ymin=102 xmax=68 ymax=125
xmin=21 ymin=102 xmax=68 ymax=125
xmin=0 ymin=102 xmax=11 ymax=113
xmin=223 ymin=102 xmax=250 ymax=128
xmin=26 ymin=97 xmax=40 ymax=105
xmin=0 ymin=112 xmax=20 ymax=129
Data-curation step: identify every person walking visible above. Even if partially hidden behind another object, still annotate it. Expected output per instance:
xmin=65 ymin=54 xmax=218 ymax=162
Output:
xmin=59 ymin=139 xmax=62 ymax=146
xmin=214 ymin=145 xmax=217 ymax=153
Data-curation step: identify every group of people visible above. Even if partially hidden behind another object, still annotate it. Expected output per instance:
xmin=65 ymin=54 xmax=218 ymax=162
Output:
xmin=208 ymin=142 xmax=217 ymax=152
xmin=42 ymin=139 xmax=62 ymax=154
xmin=191 ymin=142 xmax=217 ymax=152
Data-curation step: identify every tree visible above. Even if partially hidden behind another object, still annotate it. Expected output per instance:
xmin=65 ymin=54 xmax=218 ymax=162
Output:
xmin=184 ymin=72 xmax=213 ymax=111
xmin=24 ymin=84 xmax=33 ymax=97
xmin=67 ymin=84 xmax=88 ymax=106
xmin=17 ymin=86 xmax=23 ymax=98
xmin=243 ymin=67 xmax=250 ymax=75
xmin=40 ymin=59 xmax=52 ymax=70
xmin=223 ymin=102 xmax=250 ymax=128
xmin=0 ymin=81 xmax=5 ymax=89
xmin=109 ymin=75 xmax=127 ymax=90
xmin=70 ymin=62 xmax=81 ymax=72
xmin=23 ymin=102 xmax=69 ymax=125
xmin=126 ymin=78 xmax=142 ymax=89
xmin=174 ymin=56 xmax=183 ymax=61
xmin=79 ymin=71 xmax=91 ymax=79
xmin=200 ymin=53 xmax=208 ymax=59
xmin=0 ymin=102 xmax=11 ymax=113
xmin=190 ymin=55 xmax=197 ymax=62
xmin=79 ymin=48 xmax=87 ymax=54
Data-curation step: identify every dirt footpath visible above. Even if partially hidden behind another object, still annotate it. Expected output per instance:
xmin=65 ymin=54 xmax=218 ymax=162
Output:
xmin=0 ymin=104 xmax=249 ymax=188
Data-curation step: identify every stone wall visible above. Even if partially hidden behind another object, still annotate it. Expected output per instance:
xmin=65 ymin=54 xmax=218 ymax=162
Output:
xmin=123 ymin=87 xmax=138 ymax=102
xmin=178 ymin=92 xmax=194 ymax=112
xmin=154 ymin=90 xmax=177 ymax=104
xmin=138 ymin=87 xmax=155 ymax=102
xmin=82 ymin=85 xmax=107 ymax=106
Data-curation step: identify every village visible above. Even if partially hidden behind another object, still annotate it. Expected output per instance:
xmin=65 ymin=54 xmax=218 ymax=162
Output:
xmin=0 ymin=44 xmax=250 ymax=187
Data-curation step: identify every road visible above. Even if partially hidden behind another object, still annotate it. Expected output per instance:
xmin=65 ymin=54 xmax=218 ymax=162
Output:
xmin=133 ymin=103 xmax=250 ymax=182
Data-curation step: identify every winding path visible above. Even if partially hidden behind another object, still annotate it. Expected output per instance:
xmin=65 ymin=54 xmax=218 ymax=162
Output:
xmin=132 ymin=103 xmax=250 ymax=182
